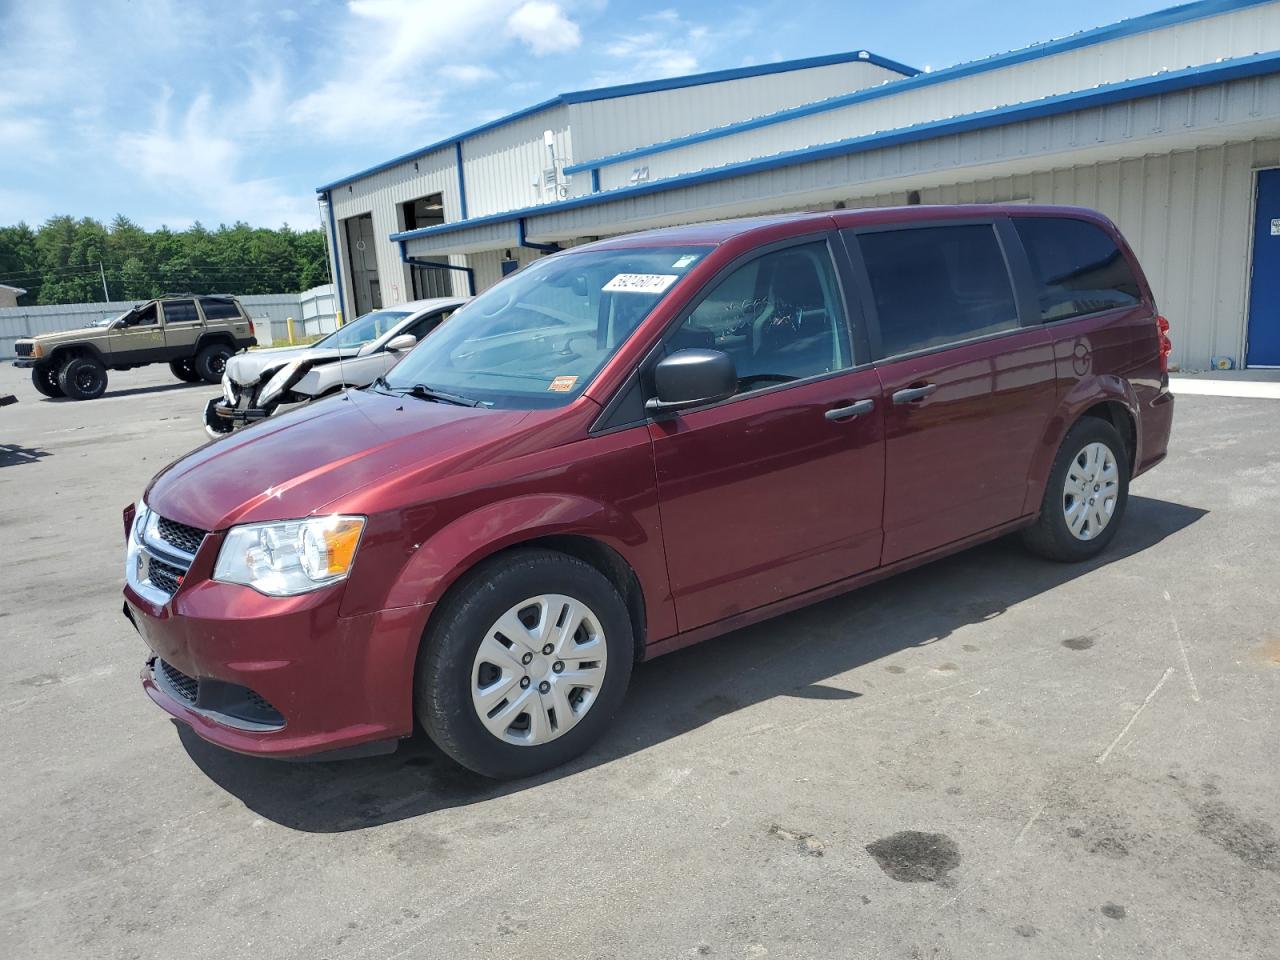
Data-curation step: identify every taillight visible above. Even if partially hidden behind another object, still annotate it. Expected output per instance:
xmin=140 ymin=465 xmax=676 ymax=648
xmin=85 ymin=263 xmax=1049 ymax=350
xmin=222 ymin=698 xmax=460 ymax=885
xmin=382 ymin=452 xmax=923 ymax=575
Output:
xmin=248 ymin=318 xmax=256 ymax=338
xmin=1157 ymin=315 xmax=1172 ymax=373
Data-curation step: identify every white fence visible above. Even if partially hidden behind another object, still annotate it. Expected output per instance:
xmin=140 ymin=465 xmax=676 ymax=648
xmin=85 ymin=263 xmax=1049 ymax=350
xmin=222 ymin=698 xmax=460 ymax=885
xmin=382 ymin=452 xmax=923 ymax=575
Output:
xmin=0 ymin=285 xmax=338 ymax=358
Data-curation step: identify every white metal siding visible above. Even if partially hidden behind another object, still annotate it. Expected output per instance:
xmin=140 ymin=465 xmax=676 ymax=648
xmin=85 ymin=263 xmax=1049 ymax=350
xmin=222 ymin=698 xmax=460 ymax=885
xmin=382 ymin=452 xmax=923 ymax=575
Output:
xmin=462 ymin=106 xmax=572 ymax=218
xmin=568 ymin=61 xmax=903 ymax=165
xmin=596 ymin=2 xmax=1280 ymax=189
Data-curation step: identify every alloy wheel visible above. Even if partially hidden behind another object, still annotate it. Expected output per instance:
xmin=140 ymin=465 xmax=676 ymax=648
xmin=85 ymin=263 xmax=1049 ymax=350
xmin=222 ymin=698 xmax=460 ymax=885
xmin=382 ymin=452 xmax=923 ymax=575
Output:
xmin=470 ymin=594 xmax=608 ymax=746
xmin=1062 ymin=441 xmax=1118 ymax=540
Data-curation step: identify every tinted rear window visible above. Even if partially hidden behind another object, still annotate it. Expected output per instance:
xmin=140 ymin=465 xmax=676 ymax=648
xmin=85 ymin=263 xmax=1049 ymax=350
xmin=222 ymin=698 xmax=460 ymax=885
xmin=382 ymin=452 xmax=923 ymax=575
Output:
xmin=163 ymin=300 xmax=198 ymax=324
xmin=1012 ymin=217 xmax=1141 ymax=322
xmin=199 ymin=298 xmax=241 ymax=320
xmin=856 ymin=224 xmax=1019 ymax=359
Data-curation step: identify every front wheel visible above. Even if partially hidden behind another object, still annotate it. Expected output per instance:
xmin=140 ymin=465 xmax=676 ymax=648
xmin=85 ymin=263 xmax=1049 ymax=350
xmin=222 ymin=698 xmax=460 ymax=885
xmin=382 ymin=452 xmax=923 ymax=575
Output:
xmin=1022 ymin=417 xmax=1130 ymax=562
xmin=57 ymin=357 xmax=108 ymax=401
xmin=417 ymin=549 xmax=634 ymax=779
xmin=31 ymin=363 xmax=64 ymax=398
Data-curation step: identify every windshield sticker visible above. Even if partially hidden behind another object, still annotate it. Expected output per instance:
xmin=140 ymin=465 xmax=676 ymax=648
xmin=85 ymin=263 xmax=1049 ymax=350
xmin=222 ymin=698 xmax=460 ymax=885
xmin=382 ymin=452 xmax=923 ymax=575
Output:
xmin=603 ymin=273 xmax=679 ymax=294
xmin=548 ymin=375 xmax=579 ymax=393
xmin=671 ymin=255 xmax=699 ymax=269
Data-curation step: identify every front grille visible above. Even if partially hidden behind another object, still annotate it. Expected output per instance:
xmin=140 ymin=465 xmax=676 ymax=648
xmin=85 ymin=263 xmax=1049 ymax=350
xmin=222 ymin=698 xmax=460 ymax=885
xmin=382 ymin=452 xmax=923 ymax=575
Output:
xmin=156 ymin=516 xmax=206 ymax=557
xmin=159 ymin=659 xmax=198 ymax=702
xmin=154 ymin=660 xmax=285 ymax=729
xmin=15 ymin=342 xmax=32 ymax=357
xmin=147 ymin=556 xmax=187 ymax=596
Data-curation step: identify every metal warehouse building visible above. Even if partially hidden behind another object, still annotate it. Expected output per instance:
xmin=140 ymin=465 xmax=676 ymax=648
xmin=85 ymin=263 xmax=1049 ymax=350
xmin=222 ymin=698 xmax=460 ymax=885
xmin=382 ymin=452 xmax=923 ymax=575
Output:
xmin=317 ymin=0 xmax=1280 ymax=370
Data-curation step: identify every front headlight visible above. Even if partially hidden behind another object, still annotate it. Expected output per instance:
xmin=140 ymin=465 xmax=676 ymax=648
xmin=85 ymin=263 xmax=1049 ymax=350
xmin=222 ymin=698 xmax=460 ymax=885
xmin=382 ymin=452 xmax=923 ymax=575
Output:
xmin=258 ymin=361 xmax=300 ymax=407
xmin=221 ymin=373 xmax=235 ymax=406
xmin=30 ymin=342 xmax=44 ymax=359
xmin=212 ymin=515 xmax=365 ymax=596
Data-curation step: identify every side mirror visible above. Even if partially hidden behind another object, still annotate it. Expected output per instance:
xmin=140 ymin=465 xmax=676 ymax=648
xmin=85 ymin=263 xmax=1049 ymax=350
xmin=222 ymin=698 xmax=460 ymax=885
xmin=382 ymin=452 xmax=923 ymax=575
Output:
xmin=645 ymin=348 xmax=737 ymax=414
xmin=385 ymin=334 xmax=418 ymax=353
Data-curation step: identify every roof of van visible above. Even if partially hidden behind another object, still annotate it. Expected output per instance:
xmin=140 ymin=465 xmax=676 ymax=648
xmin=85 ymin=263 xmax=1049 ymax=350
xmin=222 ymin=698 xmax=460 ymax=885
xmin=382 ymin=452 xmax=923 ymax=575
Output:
xmin=578 ymin=204 xmax=1113 ymax=251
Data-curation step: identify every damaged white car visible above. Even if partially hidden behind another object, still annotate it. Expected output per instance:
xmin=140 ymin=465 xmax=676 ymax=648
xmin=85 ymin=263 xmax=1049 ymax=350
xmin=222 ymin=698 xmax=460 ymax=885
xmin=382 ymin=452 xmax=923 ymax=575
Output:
xmin=203 ymin=297 xmax=467 ymax=438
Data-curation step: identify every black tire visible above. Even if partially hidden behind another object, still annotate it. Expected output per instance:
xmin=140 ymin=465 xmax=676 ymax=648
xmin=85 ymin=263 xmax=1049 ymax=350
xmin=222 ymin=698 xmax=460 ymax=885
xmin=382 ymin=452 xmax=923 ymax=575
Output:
xmin=57 ymin=356 xmax=108 ymax=401
xmin=169 ymin=358 xmax=201 ymax=383
xmin=1022 ymin=416 xmax=1130 ymax=562
xmin=417 ymin=548 xmax=634 ymax=779
xmin=194 ymin=343 xmax=233 ymax=383
xmin=31 ymin=363 xmax=64 ymax=398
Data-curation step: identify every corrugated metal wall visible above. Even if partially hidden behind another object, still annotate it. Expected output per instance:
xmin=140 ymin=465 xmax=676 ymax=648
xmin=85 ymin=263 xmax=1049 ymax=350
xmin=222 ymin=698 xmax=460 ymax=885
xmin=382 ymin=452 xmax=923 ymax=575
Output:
xmin=463 ymin=106 xmax=571 ymax=218
xmin=596 ymin=3 xmax=1280 ymax=188
xmin=569 ymin=61 xmax=902 ymax=174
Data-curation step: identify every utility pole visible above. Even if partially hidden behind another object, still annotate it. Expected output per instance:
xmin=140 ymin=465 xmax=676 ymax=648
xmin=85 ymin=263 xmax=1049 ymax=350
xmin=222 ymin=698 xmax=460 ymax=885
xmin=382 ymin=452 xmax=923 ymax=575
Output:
xmin=99 ymin=261 xmax=110 ymax=302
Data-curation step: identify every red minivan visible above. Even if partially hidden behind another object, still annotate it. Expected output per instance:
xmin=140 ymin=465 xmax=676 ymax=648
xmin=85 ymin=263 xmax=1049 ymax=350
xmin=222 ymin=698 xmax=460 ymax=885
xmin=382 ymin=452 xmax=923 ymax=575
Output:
xmin=123 ymin=205 xmax=1174 ymax=778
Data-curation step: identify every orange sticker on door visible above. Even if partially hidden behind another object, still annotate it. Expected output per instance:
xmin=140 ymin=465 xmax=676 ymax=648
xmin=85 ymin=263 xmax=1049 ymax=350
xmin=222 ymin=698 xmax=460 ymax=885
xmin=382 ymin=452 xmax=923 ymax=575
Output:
xmin=548 ymin=375 xmax=579 ymax=392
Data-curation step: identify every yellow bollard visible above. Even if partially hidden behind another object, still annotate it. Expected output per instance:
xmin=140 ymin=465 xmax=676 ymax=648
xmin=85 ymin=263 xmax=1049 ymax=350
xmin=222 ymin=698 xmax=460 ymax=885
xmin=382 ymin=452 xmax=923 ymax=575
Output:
xmin=336 ymin=310 xmax=344 ymax=328
xmin=286 ymin=316 xmax=295 ymax=344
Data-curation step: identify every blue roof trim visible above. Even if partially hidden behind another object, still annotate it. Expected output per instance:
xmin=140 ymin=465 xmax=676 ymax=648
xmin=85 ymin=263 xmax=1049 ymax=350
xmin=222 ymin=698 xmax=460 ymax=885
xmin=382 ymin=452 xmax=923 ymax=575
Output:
xmin=313 ymin=50 xmax=916 ymax=194
xmin=390 ymin=51 xmax=1280 ymax=246
xmin=563 ymin=0 xmax=1275 ymax=176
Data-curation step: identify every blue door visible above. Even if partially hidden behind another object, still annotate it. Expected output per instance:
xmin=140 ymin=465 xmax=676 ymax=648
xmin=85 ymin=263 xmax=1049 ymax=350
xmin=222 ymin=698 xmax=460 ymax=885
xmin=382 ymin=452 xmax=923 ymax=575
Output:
xmin=1246 ymin=169 xmax=1280 ymax=368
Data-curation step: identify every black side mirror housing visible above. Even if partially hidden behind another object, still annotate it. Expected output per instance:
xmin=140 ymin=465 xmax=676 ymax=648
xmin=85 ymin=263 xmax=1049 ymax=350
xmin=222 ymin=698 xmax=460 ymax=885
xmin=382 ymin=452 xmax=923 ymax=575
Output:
xmin=646 ymin=348 xmax=737 ymax=414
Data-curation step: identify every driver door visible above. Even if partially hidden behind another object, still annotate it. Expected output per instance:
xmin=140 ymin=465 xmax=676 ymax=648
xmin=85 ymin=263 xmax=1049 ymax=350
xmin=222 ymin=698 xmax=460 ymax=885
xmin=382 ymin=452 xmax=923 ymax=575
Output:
xmin=647 ymin=237 xmax=886 ymax=632
xmin=108 ymin=303 xmax=165 ymax=363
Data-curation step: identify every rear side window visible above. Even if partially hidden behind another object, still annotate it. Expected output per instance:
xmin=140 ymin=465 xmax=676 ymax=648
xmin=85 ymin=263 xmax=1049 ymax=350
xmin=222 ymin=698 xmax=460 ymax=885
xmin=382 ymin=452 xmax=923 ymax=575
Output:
xmin=199 ymin=298 xmax=241 ymax=321
xmin=1012 ymin=217 xmax=1141 ymax=322
xmin=162 ymin=300 xmax=198 ymax=324
xmin=856 ymin=224 xmax=1018 ymax=359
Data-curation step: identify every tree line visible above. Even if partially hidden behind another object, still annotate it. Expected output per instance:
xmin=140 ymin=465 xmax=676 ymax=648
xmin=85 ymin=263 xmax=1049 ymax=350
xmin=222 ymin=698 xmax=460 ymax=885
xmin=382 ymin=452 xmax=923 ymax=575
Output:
xmin=0 ymin=215 xmax=331 ymax=307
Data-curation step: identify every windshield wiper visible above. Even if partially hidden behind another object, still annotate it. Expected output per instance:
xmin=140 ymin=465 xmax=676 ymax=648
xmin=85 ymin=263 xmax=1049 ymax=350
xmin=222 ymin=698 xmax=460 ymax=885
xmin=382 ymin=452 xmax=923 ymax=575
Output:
xmin=389 ymin=382 xmax=483 ymax=407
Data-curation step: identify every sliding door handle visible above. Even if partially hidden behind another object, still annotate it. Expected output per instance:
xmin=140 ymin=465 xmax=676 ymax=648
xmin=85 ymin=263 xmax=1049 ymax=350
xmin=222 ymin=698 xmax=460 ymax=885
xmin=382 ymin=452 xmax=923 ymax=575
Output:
xmin=824 ymin=398 xmax=875 ymax=421
xmin=892 ymin=383 xmax=938 ymax=404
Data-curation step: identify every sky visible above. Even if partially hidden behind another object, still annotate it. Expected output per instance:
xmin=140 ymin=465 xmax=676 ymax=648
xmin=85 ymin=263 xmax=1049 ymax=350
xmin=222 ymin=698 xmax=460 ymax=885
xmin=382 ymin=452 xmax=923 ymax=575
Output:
xmin=0 ymin=0 xmax=1174 ymax=233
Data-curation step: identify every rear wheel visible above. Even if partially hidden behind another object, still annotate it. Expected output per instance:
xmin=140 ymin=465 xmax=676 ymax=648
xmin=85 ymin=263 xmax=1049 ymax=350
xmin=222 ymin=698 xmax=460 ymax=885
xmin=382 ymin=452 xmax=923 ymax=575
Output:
xmin=31 ymin=363 xmax=64 ymax=398
xmin=417 ymin=549 xmax=634 ymax=779
xmin=169 ymin=358 xmax=201 ymax=383
xmin=1022 ymin=417 xmax=1129 ymax=562
xmin=57 ymin=356 xmax=108 ymax=401
xmin=194 ymin=343 xmax=232 ymax=383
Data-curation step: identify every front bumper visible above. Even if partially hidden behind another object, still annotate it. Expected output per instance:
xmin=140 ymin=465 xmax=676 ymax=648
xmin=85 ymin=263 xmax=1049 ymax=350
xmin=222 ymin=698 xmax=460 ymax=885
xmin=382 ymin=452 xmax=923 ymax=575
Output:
xmin=204 ymin=396 xmax=270 ymax=433
xmin=124 ymin=573 xmax=432 ymax=759
xmin=13 ymin=357 xmax=38 ymax=368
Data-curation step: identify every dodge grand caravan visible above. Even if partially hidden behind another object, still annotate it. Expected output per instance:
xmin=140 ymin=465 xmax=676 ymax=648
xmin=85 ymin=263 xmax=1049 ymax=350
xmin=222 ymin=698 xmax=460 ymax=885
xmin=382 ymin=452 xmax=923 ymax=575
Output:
xmin=123 ymin=205 xmax=1174 ymax=778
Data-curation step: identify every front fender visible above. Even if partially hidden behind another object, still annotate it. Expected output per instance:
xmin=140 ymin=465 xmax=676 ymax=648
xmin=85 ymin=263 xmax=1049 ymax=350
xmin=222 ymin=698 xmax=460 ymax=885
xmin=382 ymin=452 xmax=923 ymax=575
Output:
xmin=1023 ymin=374 xmax=1141 ymax=515
xmin=382 ymin=493 xmax=657 ymax=613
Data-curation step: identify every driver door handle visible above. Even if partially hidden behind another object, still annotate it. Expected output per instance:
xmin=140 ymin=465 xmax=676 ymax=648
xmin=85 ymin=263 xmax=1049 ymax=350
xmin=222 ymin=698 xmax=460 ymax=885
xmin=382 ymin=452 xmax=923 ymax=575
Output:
xmin=824 ymin=398 xmax=875 ymax=421
xmin=892 ymin=383 xmax=938 ymax=404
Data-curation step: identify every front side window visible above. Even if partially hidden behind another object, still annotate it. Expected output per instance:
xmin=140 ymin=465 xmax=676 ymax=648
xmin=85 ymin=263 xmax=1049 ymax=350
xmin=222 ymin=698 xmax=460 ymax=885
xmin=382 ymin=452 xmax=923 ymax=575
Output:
xmin=668 ymin=241 xmax=852 ymax=394
xmin=857 ymin=224 xmax=1019 ymax=359
xmin=1013 ymin=217 xmax=1142 ymax=322
xmin=127 ymin=304 xmax=158 ymax=327
xmin=318 ymin=309 xmax=411 ymax=349
xmin=385 ymin=246 xmax=711 ymax=408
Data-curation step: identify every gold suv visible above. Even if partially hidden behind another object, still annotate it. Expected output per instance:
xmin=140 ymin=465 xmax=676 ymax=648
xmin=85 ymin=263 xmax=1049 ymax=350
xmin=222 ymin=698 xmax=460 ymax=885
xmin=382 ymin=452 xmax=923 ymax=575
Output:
xmin=14 ymin=295 xmax=257 ymax=400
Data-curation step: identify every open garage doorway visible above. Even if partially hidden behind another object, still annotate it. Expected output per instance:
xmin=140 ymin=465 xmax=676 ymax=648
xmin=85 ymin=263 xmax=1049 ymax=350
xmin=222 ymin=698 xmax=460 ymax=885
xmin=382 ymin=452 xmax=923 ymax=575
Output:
xmin=402 ymin=193 xmax=453 ymax=299
xmin=343 ymin=213 xmax=381 ymax=317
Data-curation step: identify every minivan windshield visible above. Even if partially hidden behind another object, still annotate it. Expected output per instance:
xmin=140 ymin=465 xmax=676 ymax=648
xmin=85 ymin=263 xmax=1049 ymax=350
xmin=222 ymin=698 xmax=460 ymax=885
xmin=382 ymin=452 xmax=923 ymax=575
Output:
xmin=317 ymin=309 xmax=411 ymax=350
xmin=382 ymin=246 xmax=710 ymax=408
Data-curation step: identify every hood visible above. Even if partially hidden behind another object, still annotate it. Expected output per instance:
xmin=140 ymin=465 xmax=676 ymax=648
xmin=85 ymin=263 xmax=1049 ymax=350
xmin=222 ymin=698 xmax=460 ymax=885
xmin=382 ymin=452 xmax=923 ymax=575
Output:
xmin=224 ymin=344 xmax=354 ymax=384
xmin=144 ymin=389 xmax=538 ymax=531
xmin=21 ymin=325 xmax=110 ymax=344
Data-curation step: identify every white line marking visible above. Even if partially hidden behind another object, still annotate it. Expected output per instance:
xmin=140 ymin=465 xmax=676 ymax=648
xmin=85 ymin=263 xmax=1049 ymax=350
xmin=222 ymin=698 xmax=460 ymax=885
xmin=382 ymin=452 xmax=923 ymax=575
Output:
xmin=1096 ymin=666 xmax=1174 ymax=764
xmin=1014 ymin=802 xmax=1047 ymax=845
xmin=1163 ymin=589 xmax=1201 ymax=703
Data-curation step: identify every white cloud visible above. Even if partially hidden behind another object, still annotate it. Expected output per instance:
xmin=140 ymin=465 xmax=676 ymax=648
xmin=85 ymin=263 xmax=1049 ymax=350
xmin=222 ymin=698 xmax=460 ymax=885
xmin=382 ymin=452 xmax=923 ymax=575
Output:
xmin=507 ymin=1 xmax=581 ymax=56
xmin=592 ymin=10 xmax=755 ymax=87
xmin=439 ymin=64 xmax=501 ymax=86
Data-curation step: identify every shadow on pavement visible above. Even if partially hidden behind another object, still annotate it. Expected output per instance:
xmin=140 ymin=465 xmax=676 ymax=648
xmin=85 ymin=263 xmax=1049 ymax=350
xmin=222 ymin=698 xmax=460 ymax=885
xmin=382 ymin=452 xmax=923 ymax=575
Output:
xmin=40 ymin=380 xmax=210 ymax=402
xmin=0 ymin=442 xmax=51 ymax=467
xmin=178 ymin=495 xmax=1206 ymax=832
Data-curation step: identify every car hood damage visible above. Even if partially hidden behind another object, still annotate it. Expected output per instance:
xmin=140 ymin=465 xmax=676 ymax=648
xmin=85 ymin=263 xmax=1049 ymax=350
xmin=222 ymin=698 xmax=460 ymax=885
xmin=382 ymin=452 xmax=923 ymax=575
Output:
xmin=224 ymin=345 xmax=357 ymax=385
